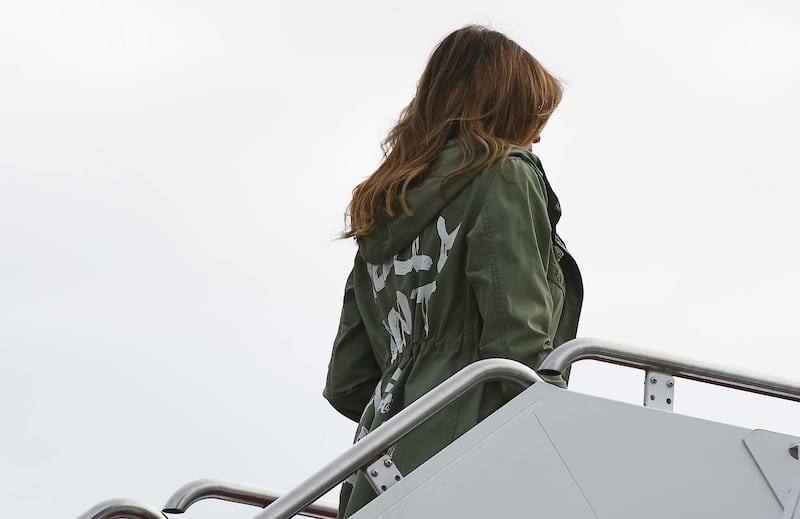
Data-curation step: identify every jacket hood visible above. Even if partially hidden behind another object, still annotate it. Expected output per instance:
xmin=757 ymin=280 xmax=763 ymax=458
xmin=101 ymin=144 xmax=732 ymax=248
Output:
xmin=358 ymin=140 xmax=555 ymax=264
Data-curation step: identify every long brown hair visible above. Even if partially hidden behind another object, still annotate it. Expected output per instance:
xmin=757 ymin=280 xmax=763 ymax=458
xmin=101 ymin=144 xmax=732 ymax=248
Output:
xmin=345 ymin=25 xmax=563 ymax=239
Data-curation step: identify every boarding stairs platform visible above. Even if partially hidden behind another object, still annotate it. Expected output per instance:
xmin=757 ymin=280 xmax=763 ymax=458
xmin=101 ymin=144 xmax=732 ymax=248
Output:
xmin=78 ymin=338 xmax=800 ymax=519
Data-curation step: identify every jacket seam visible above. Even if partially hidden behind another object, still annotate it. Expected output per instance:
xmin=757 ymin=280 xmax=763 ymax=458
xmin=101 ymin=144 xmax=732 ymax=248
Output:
xmin=478 ymin=179 xmax=508 ymax=349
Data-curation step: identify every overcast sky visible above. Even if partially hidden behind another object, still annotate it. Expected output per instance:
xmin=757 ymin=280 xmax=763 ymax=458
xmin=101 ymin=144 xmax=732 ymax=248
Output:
xmin=2 ymin=1 xmax=799 ymax=518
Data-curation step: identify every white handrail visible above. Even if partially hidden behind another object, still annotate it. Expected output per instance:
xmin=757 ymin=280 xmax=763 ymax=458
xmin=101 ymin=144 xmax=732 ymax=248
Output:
xmin=251 ymin=358 xmax=543 ymax=519
xmin=76 ymin=499 xmax=167 ymax=519
xmin=540 ymin=337 xmax=800 ymax=402
xmin=162 ymin=479 xmax=337 ymax=518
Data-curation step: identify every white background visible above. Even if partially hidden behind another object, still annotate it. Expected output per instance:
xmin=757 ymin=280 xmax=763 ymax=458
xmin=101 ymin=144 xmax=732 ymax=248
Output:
xmin=1 ymin=1 xmax=799 ymax=517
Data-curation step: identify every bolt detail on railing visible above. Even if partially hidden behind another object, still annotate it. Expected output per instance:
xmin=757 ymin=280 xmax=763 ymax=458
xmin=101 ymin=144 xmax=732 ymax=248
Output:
xmin=366 ymin=454 xmax=404 ymax=494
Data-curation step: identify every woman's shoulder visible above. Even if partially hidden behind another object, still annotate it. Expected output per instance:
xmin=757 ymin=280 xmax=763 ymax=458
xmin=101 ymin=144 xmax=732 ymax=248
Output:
xmin=505 ymin=146 xmax=546 ymax=178
xmin=479 ymin=146 xmax=546 ymax=194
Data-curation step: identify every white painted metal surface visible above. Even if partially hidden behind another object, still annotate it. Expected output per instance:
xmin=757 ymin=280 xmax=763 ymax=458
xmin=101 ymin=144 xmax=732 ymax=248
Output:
xmin=352 ymin=383 xmax=800 ymax=519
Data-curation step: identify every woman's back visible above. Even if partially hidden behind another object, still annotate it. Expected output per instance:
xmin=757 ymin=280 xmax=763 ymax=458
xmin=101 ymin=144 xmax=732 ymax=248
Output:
xmin=325 ymin=141 xmax=582 ymax=517
xmin=324 ymin=25 xmax=583 ymax=518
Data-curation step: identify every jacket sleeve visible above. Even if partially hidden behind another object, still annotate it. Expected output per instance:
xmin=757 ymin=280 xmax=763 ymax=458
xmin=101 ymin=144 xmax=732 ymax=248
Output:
xmin=323 ymin=260 xmax=382 ymax=422
xmin=465 ymin=157 xmax=566 ymax=388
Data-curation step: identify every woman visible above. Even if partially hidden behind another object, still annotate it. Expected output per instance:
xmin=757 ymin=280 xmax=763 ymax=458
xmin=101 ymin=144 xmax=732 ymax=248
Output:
xmin=324 ymin=25 xmax=583 ymax=517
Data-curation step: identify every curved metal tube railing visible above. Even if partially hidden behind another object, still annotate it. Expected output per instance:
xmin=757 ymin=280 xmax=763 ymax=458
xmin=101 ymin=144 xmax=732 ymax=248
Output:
xmin=250 ymin=358 xmax=542 ymax=519
xmin=76 ymin=499 xmax=168 ymax=519
xmin=162 ymin=478 xmax=336 ymax=518
xmin=540 ymin=337 xmax=800 ymax=402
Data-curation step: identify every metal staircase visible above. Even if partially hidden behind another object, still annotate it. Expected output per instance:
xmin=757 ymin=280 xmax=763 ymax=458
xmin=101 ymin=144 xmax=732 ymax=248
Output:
xmin=76 ymin=338 xmax=800 ymax=519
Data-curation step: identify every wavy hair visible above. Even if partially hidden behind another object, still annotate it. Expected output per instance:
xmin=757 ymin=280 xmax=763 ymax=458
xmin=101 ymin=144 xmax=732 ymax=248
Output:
xmin=344 ymin=25 xmax=563 ymax=239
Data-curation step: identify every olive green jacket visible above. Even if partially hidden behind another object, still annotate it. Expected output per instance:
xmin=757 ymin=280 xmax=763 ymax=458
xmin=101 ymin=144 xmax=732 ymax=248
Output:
xmin=323 ymin=141 xmax=583 ymax=517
